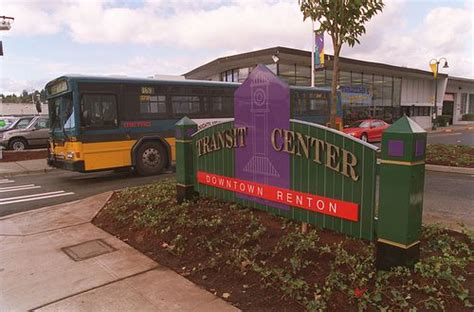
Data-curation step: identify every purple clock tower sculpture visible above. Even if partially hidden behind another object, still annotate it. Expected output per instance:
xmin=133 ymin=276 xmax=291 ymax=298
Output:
xmin=234 ymin=65 xmax=291 ymax=209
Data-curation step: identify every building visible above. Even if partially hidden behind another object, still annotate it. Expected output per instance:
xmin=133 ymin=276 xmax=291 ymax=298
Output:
xmin=184 ymin=46 xmax=474 ymax=128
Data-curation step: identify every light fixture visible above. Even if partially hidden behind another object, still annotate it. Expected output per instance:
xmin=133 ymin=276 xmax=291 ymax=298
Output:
xmin=443 ymin=61 xmax=449 ymax=68
xmin=271 ymin=54 xmax=280 ymax=64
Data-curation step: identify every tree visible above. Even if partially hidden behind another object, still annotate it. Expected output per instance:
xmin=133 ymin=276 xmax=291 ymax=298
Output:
xmin=299 ymin=0 xmax=384 ymax=128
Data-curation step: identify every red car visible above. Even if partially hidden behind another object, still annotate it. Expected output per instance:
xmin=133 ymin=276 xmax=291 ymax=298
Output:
xmin=342 ymin=119 xmax=390 ymax=142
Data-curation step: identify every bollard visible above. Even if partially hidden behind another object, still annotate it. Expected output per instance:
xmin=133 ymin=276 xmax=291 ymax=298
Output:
xmin=376 ymin=116 xmax=427 ymax=270
xmin=175 ymin=116 xmax=198 ymax=203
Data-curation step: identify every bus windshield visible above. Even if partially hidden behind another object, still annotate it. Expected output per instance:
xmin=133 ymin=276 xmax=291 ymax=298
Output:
xmin=49 ymin=94 xmax=74 ymax=130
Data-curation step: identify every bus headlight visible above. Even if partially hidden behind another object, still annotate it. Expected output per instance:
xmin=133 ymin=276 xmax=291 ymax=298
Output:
xmin=66 ymin=152 xmax=75 ymax=160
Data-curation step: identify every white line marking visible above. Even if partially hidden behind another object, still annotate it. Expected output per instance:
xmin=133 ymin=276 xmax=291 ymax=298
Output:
xmin=0 ymin=180 xmax=14 ymax=184
xmin=0 ymin=186 xmax=41 ymax=193
xmin=0 ymin=184 xmax=35 ymax=190
xmin=0 ymin=191 xmax=65 ymax=202
xmin=0 ymin=192 xmax=75 ymax=205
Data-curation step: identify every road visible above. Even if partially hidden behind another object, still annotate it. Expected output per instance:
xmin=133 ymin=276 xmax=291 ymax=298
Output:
xmin=1 ymin=169 xmax=472 ymax=228
xmin=423 ymin=171 xmax=474 ymax=229
xmin=0 ymin=170 xmax=172 ymax=217
xmin=428 ymin=128 xmax=474 ymax=146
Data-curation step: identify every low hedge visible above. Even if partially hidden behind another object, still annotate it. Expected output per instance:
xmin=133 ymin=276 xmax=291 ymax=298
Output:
xmin=461 ymin=113 xmax=474 ymax=121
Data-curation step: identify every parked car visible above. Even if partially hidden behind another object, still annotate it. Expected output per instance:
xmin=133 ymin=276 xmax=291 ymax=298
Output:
xmin=342 ymin=119 xmax=390 ymax=142
xmin=0 ymin=116 xmax=50 ymax=150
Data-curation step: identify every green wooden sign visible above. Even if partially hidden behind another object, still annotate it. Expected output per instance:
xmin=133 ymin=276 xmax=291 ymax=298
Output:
xmin=177 ymin=65 xmax=378 ymax=240
xmin=192 ymin=120 xmax=378 ymax=240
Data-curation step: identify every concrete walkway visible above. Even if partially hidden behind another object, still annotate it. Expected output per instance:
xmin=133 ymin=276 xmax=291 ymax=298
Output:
xmin=0 ymin=193 xmax=239 ymax=312
xmin=0 ymin=159 xmax=52 ymax=176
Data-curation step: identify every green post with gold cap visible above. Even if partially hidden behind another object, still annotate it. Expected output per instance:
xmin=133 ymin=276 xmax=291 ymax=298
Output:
xmin=376 ymin=116 xmax=427 ymax=270
xmin=175 ymin=116 xmax=198 ymax=203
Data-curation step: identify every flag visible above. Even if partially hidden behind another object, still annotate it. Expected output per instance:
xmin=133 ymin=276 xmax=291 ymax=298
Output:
xmin=314 ymin=32 xmax=324 ymax=69
xmin=429 ymin=62 xmax=437 ymax=78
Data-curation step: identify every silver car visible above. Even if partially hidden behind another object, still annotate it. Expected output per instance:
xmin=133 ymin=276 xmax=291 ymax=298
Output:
xmin=0 ymin=116 xmax=50 ymax=150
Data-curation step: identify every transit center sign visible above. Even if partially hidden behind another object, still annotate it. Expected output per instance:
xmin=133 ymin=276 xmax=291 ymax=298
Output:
xmin=178 ymin=65 xmax=379 ymax=240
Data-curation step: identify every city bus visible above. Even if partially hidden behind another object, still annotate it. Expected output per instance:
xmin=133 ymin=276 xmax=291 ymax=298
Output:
xmin=45 ymin=74 xmax=342 ymax=175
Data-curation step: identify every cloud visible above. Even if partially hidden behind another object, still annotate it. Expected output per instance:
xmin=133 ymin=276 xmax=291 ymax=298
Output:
xmin=2 ymin=0 xmax=472 ymax=94
xmin=0 ymin=77 xmax=44 ymax=95
xmin=1 ymin=0 xmax=69 ymax=36
xmin=344 ymin=1 xmax=474 ymax=78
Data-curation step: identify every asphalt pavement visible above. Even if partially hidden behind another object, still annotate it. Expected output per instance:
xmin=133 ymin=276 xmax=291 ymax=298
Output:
xmin=0 ymin=170 xmax=172 ymax=217
xmin=1 ymin=169 xmax=472 ymax=228
xmin=427 ymin=128 xmax=474 ymax=146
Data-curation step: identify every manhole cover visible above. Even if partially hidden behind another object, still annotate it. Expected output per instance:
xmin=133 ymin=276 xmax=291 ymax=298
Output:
xmin=62 ymin=239 xmax=116 ymax=261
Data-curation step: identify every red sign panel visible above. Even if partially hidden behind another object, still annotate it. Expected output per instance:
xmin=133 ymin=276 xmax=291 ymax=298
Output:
xmin=197 ymin=171 xmax=359 ymax=222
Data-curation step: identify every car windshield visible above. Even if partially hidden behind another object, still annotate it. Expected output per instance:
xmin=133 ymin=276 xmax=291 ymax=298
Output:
xmin=0 ymin=118 xmax=16 ymax=130
xmin=49 ymin=95 xmax=73 ymax=130
xmin=349 ymin=120 xmax=370 ymax=128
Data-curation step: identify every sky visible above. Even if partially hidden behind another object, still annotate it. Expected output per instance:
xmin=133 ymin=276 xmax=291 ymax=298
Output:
xmin=1 ymin=0 xmax=473 ymax=95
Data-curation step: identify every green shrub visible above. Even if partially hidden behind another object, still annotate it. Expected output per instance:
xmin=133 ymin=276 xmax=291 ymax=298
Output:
xmin=436 ymin=115 xmax=451 ymax=127
xmin=461 ymin=113 xmax=474 ymax=121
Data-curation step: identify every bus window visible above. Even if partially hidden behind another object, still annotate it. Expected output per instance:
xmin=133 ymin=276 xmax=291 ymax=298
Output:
xmin=308 ymin=93 xmax=329 ymax=115
xmin=293 ymin=91 xmax=307 ymax=115
xmin=209 ymin=96 xmax=233 ymax=117
xmin=140 ymin=95 xmax=167 ymax=115
xmin=81 ymin=94 xmax=118 ymax=128
xmin=171 ymin=96 xmax=201 ymax=116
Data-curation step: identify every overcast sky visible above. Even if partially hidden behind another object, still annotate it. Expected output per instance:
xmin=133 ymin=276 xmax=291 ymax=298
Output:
xmin=1 ymin=0 xmax=473 ymax=95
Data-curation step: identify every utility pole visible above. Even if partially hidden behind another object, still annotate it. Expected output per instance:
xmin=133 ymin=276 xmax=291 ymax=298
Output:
xmin=429 ymin=58 xmax=449 ymax=130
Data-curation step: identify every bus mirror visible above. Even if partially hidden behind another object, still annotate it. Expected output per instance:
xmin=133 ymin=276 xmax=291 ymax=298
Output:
xmin=33 ymin=92 xmax=42 ymax=113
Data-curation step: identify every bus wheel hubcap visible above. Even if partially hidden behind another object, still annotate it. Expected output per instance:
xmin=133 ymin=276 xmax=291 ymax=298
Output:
xmin=143 ymin=148 xmax=160 ymax=167
xmin=13 ymin=142 xmax=25 ymax=150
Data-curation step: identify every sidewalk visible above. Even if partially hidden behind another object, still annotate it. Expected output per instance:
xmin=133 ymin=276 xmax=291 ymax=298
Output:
xmin=0 ymin=159 xmax=52 ymax=176
xmin=426 ymin=123 xmax=474 ymax=133
xmin=0 ymin=193 xmax=239 ymax=312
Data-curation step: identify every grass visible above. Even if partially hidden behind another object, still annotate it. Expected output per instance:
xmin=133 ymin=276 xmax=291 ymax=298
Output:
xmin=426 ymin=144 xmax=474 ymax=168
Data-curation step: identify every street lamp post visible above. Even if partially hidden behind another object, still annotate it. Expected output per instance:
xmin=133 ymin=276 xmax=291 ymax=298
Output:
xmin=429 ymin=57 xmax=449 ymax=130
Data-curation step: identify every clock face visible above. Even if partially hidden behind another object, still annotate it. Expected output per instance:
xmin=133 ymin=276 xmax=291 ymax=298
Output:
xmin=253 ymin=88 xmax=266 ymax=107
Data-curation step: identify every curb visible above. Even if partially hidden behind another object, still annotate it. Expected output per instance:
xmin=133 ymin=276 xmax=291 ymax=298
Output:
xmin=427 ymin=125 xmax=474 ymax=134
xmin=425 ymin=164 xmax=474 ymax=175
xmin=1 ymin=167 xmax=55 ymax=178
xmin=0 ymin=191 xmax=113 ymax=221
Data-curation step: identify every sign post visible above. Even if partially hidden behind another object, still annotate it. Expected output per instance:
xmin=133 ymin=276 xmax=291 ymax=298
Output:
xmin=376 ymin=116 xmax=427 ymax=270
xmin=175 ymin=116 xmax=198 ymax=203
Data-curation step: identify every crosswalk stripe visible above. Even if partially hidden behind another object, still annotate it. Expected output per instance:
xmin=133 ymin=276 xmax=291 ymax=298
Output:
xmin=0 ymin=184 xmax=35 ymax=190
xmin=0 ymin=186 xmax=41 ymax=193
xmin=0 ymin=192 xmax=75 ymax=205
xmin=0 ymin=191 xmax=65 ymax=202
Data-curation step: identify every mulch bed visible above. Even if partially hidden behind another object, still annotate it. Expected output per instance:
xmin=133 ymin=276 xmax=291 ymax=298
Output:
xmin=426 ymin=144 xmax=474 ymax=168
xmin=0 ymin=149 xmax=48 ymax=162
xmin=93 ymin=179 xmax=474 ymax=311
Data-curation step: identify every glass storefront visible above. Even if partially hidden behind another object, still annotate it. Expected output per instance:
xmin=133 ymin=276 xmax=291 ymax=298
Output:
xmin=219 ymin=63 xmax=402 ymax=124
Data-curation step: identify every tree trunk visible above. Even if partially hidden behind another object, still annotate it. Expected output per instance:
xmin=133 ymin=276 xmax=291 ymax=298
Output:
xmin=330 ymin=47 xmax=340 ymax=129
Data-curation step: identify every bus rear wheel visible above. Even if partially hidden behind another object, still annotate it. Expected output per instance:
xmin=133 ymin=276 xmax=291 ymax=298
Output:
xmin=135 ymin=142 xmax=167 ymax=176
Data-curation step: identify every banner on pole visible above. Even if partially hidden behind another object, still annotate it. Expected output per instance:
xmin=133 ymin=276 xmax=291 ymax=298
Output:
xmin=429 ymin=63 xmax=437 ymax=79
xmin=314 ymin=32 xmax=324 ymax=69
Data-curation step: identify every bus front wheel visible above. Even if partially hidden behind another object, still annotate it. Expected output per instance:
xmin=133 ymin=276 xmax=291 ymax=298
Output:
xmin=135 ymin=142 xmax=167 ymax=176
